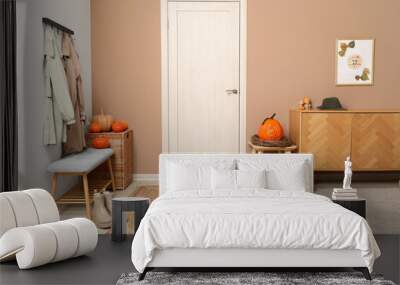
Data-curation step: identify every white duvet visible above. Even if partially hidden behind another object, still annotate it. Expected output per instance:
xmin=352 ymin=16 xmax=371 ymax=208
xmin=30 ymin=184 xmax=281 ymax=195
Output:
xmin=131 ymin=190 xmax=380 ymax=273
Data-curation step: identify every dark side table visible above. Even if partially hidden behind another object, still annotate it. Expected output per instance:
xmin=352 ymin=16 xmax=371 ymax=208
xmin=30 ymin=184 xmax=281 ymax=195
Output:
xmin=332 ymin=198 xmax=366 ymax=218
xmin=112 ymin=197 xmax=150 ymax=242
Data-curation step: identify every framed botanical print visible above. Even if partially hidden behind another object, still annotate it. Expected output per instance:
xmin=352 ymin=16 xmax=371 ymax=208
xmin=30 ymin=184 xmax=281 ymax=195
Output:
xmin=336 ymin=39 xmax=375 ymax=86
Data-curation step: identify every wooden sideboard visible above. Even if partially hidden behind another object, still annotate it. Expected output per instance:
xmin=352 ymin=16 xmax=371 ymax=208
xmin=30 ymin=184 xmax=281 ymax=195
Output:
xmin=289 ymin=110 xmax=400 ymax=171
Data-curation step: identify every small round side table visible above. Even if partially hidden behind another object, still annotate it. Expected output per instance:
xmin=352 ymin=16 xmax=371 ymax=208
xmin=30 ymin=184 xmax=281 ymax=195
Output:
xmin=112 ymin=197 xmax=150 ymax=242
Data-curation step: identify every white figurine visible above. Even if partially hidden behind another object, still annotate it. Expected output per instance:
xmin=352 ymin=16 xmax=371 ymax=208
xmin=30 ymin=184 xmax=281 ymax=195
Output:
xmin=343 ymin=156 xmax=352 ymax=189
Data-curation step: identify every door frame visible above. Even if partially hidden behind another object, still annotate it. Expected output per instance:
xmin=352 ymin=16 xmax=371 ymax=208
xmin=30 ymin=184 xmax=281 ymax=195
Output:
xmin=161 ymin=0 xmax=247 ymax=153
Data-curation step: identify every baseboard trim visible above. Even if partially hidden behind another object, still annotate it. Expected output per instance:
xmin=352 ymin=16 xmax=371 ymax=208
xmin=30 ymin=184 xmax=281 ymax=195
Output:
xmin=133 ymin=174 xmax=159 ymax=184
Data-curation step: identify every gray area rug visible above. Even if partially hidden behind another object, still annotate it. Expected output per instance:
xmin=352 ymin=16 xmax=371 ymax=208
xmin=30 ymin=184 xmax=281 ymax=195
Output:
xmin=116 ymin=272 xmax=396 ymax=285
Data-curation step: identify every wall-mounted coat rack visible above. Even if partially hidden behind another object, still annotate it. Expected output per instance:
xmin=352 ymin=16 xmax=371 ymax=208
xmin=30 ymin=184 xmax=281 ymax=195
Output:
xmin=42 ymin=17 xmax=74 ymax=35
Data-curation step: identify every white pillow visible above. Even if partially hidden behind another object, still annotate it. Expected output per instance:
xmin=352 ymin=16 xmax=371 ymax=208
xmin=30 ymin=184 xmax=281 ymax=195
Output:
xmin=166 ymin=159 xmax=236 ymax=191
xmin=237 ymin=159 xmax=308 ymax=191
xmin=167 ymin=163 xmax=211 ymax=191
xmin=211 ymin=168 xmax=236 ymax=190
xmin=266 ymin=161 xmax=307 ymax=191
xmin=237 ymin=169 xmax=267 ymax=189
xmin=211 ymin=169 xmax=267 ymax=190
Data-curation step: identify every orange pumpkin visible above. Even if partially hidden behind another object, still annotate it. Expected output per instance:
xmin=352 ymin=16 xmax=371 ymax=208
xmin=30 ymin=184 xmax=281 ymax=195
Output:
xmin=111 ymin=120 xmax=128 ymax=132
xmin=258 ymin=113 xmax=284 ymax=141
xmin=89 ymin=122 xmax=102 ymax=133
xmin=92 ymin=109 xmax=113 ymax=132
xmin=92 ymin=137 xmax=110 ymax=149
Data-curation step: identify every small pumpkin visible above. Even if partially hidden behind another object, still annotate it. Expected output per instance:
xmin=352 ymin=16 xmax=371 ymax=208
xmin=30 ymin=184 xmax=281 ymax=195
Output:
xmin=92 ymin=109 xmax=113 ymax=132
xmin=89 ymin=122 xmax=102 ymax=133
xmin=92 ymin=136 xmax=110 ymax=149
xmin=258 ymin=113 xmax=284 ymax=141
xmin=111 ymin=120 xmax=128 ymax=132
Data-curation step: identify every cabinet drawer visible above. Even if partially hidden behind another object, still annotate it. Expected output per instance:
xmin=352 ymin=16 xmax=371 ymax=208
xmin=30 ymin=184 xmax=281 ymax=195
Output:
xmin=301 ymin=113 xmax=352 ymax=171
xmin=351 ymin=114 xmax=400 ymax=171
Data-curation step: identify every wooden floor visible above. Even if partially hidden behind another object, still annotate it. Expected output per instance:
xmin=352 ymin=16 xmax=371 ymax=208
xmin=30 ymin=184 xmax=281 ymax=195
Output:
xmin=134 ymin=185 xmax=159 ymax=202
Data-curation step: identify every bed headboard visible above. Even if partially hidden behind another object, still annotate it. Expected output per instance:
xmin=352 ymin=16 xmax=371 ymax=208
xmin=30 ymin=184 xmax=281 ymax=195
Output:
xmin=159 ymin=153 xmax=314 ymax=195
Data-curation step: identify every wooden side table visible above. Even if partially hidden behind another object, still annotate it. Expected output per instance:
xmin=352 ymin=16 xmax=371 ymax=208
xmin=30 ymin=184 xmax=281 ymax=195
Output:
xmin=332 ymin=198 xmax=366 ymax=218
xmin=248 ymin=142 xmax=297 ymax=154
xmin=112 ymin=197 xmax=150 ymax=241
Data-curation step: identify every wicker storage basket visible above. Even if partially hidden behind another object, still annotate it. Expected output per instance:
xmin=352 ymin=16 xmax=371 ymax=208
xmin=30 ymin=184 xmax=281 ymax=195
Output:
xmin=86 ymin=130 xmax=133 ymax=190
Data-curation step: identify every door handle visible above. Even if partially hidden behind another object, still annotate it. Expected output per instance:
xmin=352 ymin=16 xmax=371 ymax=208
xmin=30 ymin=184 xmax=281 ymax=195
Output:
xmin=226 ymin=89 xmax=239 ymax=95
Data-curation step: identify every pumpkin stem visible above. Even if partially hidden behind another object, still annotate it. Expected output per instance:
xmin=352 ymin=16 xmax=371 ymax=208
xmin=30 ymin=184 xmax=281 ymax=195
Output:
xmin=261 ymin=113 xmax=276 ymax=125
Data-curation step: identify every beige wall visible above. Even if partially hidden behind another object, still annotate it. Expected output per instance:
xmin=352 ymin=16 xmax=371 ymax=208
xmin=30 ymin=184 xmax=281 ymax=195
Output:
xmin=247 ymin=0 xmax=400 ymax=140
xmin=91 ymin=0 xmax=400 ymax=174
xmin=91 ymin=0 xmax=161 ymax=173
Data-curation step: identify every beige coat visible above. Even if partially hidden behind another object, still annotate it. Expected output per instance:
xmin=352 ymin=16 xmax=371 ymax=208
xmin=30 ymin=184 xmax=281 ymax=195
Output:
xmin=62 ymin=34 xmax=86 ymax=155
xmin=43 ymin=26 xmax=75 ymax=145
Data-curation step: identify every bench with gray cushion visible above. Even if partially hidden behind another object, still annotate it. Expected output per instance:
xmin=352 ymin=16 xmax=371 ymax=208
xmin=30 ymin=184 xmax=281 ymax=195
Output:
xmin=48 ymin=148 xmax=115 ymax=219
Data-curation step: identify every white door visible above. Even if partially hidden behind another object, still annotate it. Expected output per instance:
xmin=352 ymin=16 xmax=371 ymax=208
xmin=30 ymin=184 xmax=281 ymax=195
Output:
xmin=168 ymin=1 xmax=240 ymax=152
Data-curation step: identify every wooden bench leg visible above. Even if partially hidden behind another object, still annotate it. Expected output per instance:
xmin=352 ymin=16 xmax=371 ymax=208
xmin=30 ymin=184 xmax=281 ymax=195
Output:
xmin=51 ymin=174 xmax=58 ymax=198
xmin=108 ymin=159 xmax=116 ymax=192
xmin=82 ymin=173 xmax=92 ymax=219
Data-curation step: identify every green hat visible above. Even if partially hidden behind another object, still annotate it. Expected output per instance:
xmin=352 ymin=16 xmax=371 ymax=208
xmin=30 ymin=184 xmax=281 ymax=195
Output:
xmin=318 ymin=97 xmax=346 ymax=110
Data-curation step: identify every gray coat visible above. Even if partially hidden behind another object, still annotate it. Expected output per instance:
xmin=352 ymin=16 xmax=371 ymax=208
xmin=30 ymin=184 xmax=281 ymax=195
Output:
xmin=43 ymin=25 xmax=75 ymax=145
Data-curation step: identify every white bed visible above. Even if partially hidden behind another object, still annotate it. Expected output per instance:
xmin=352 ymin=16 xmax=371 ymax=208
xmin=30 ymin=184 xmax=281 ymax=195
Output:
xmin=131 ymin=154 xmax=380 ymax=280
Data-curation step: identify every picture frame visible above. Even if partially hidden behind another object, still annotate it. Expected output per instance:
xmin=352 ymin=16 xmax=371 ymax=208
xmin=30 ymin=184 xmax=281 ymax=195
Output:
xmin=336 ymin=39 xmax=375 ymax=86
